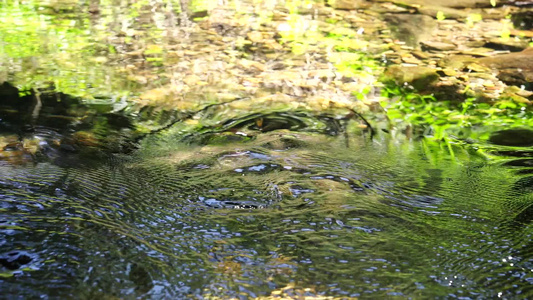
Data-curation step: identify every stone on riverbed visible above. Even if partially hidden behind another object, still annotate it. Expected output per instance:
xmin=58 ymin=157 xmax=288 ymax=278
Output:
xmin=416 ymin=6 xmax=471 ymax=20
xmin=328 ymin=0 xmax=371 ymax=10
xmin=371 ymin=0 xmax=511 ymax=9
xmin=485 ymin=38 xmax=530 ymax=52
xmin=479 ymin=47 xmax=533 ymax=88
xmin=383 ymin=14 xmax=437 ymax=47
xmin=381 ymin=65 xmax=439 ymax=90
xmin=421 ymin=41 xmax=457 ymax=51
xmin=512 ymin=9 xmax=533 ymax=30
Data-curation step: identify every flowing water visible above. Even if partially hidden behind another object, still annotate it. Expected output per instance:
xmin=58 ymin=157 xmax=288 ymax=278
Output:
xmin=2 ymin=0 xmax=533 ymax=299
xmin=1 ymin=87 xmax=533 ymax=299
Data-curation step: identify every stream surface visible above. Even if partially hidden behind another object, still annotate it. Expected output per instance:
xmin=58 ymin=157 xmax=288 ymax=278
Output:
xmin=1 ymin=91 xmax=533 ymax=299
xmin=2 ymin=0 xmax=533 ymax=299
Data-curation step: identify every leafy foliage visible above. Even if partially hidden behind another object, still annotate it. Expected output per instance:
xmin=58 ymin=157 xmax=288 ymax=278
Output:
xmin=381 ymin=83 xmax=533 ymax=140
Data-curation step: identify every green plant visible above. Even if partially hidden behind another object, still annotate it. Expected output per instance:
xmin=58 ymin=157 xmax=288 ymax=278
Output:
xmin=436 ymin=11 xmax=446 ymax=21
xmin=466 ymin=13 xmax=483 ymax=27
xmin=380 ymin=83 xmax=533 ymax=140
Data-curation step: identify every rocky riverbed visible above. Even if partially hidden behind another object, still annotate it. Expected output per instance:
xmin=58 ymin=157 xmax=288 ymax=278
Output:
xmin=126 ymin=0 xmax=533 ymax=109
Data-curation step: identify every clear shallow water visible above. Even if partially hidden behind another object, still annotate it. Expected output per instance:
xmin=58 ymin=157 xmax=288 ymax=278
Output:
xmin=1 ymin=0 xmax=533 ymax=298
xmin=1 ymin=97 xmax=533 ymax=298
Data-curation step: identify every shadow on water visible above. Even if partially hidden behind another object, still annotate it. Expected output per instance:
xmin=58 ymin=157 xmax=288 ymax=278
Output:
xmin=2 ymin=85 xmax=533 ymax=298
xmin=0 ymin=82 xmax=137 ymax=167
xmin=486 ymin=129 xmax=533 ymax=227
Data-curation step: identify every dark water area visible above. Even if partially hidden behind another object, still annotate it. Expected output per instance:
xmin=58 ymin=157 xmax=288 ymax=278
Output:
xmin=1 ymin=86 xmax=533 ymax=299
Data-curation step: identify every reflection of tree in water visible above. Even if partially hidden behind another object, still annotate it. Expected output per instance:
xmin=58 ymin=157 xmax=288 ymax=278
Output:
xmin=0 ymin=82 xmax=136 ymax=166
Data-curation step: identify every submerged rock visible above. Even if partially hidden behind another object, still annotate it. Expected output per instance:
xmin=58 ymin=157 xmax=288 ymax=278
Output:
xmin=512 ymin=9 xmax=533 ymax=30
xmin=489 ymin=128 xmax=533 ymax=147
xmin=129 ymin=263 xmax=154 ymax=294
xmin=416 ymin=6 xmax=470 ymax=19
xmin=382 ymin=65 xmax=439 ymax=90
xmin=328 ymin=0 xmax=370 ymax=10
xmin=0 ymin=251 xmax=33 ymax=270
xmin=372 ymin=0 xmax=511 ymax=9
xmin=383 ymin=14 xmax=437 ymax=47
xmin=485 ymin=38 xmax=530 ymax=52
xmin=479 ymin=47 xmax=533 ymax=88
xmin=437 ymin=55 xmax=476 ymax=70
xmin=421 ymin=41 xmax=457 ymax=51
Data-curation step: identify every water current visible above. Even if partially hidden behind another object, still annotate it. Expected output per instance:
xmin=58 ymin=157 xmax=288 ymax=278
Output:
xmin=1 ymin=87 xmax=533 ymax=299
xmin=1 ymin=0 xmax=533 ymax=298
